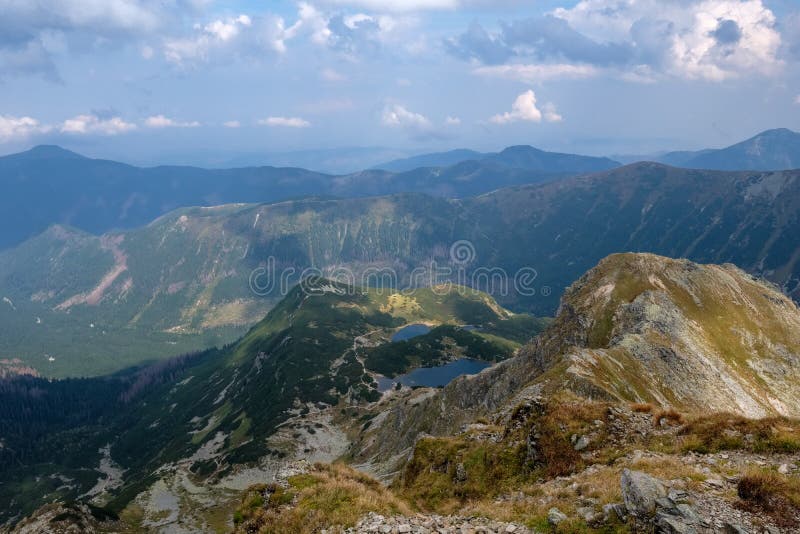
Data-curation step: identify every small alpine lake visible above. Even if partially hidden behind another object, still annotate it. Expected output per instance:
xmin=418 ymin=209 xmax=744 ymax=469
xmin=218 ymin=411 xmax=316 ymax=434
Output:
xmin=391 ymin=323 xmax=431 ymax=342
xmin=377 ymin=358 xmax=491 ymax=392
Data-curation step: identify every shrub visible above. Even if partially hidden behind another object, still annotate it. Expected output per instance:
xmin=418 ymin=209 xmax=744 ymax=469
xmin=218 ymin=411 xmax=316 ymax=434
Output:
xmin=737 ymin=469 xmax=800 ymax=528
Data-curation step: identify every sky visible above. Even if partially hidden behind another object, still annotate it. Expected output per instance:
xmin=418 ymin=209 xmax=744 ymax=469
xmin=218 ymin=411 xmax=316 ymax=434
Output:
xmin=1 ymin=0 xmax=800 ymax=167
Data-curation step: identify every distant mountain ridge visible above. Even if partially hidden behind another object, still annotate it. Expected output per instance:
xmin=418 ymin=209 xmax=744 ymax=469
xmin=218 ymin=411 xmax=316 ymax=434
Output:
xmin=375 ymin=144 xmax=620 ymax=173
xmin=0 ymin=144 xmax=614 ymax=250
xmin=653 ymin=128 xmax=800 ymax=170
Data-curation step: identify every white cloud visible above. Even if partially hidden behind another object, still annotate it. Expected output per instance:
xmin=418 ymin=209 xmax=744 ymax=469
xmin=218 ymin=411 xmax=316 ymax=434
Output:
xmin=321 ymin=68 xmax=346 ymax=82
xmin=144 ymin=115 xmax=200 ymax=128
xmin=543 ymin=103 xmax=563 ymax=123
xmin=258 ymin=117 xmax=311 ymax=128
xmin=473 ymin=63 xmax=599 ymax=83
xmin=490 ymin=90 xmax=542 ymax=125
xmin=490 ymin=90 xmax=563 ymax=125
xmin=205 ymin=15 xmax=251 ymax=41
xmin=382 ymin=105 xmax=431 ymax=129
xmin=445 ymin=116 xmax=461 ymax=126
xmin=0 ymin=115 xmax=51 ymax=142
xmin=553 ymin=0 xmax=782 ymax=81
xmin=795 ymin=95 xmax=800 ymax=105
xmin=223 ymin=120 xmax=241 ymax=128
xmin=61 ymin=114 xmax=136 ymax=135
xmin=0 ymin=0 xmax=188 ymax=78
xmin=163 ymin=13 xmax=255 ymax=64
xmin=324 ymin=0 xmax=458 ymax=11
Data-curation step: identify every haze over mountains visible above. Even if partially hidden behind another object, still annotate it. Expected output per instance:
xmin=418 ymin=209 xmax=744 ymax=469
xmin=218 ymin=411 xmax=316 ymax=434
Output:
xmin=0 ymin=144 xmax=615 ymax=250
xmin=4 ymin=127 xmax=799 ymax=253
xmin=375 ymin=146 xmax=620 ymax=173
xmin=382 ymin=128 xmax=800 ymax=173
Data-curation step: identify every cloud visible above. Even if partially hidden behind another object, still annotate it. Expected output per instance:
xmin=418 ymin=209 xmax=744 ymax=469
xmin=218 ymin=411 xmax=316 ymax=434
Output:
xmin=61 ymin=114 xmax=137 ymax=135
xmin=445 ymin=116 xmax=461 ymax=126
xmin=474 ymin=63 xmax=599 ymax=83
xmin=552 ymin=0 xmax=782 ymax=81
xmin=163 ymin=13 xmax=254 ymax=64
xmin=0 ymin=115 xmax=52 ymax=142
xmin=322 ymin=0 xmax=459 ymax=12
xmin=382 ymin=105 xmax=432 ymax=129
xmin=447 ymin=0 xmax=783 ymax=82
xmin=795 ymin=95 xmax=800 ymax=105
xmin=321 ymin=0 xmax=520 ymax=11
xmin=144 ymin=115 xmax=201 ymax=128
xmin=223 ymin=120 xmax=241 ymax=128
xmin=258 ymin=117 xmax=311 ymax=128
xmin=321 ymin=68 xmax=346 ymax=82
xmin=490 ymin=90 xmax=562 ymax=125
xmin=445 ymin=21 xmax=512 ymax=64
xmin=542 ymin=102 xmax=563 ymax=123
xmin=0 ymin=0 xmax=198 ymax=78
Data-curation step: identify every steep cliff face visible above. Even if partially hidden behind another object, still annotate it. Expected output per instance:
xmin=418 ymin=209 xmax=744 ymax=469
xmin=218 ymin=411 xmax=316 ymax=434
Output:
xmin=360 ymin=253 xmax=800 ymax=472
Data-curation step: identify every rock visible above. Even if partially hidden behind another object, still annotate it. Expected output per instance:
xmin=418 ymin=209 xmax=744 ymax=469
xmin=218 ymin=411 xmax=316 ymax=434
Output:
xmin=573 ymin=435 xmax=591 ymax=451
xmin=455 ymin=463 xmax=467 ymax=483
xmin=655 ymin=497 xmax=676 ymax=511
xmin=675 ymin=503 xmax=701 ymax=524
xmin=547 ymin=507 xmax=568 ymax=526
xmin=576 ymin=506 xmax=597 ymax=522
xmin=398 ymin=525 xmax=412 ymax=533
xmin=657 ymin=513 xmax=698 ymax=534
xmin=668 ymin=489 xmax=688 ymax=503
xmin=704 ymin=478 xmax=725 ymax=489
xmin=603 ymin=503 xmax=627 ymax=522
xmin=621 ymin=469 xmax=667 ymax=518
xmin=778 ymin=463 xmax=790 ymax=475
xmin=724 ymin=523 xmax=749 ymax=534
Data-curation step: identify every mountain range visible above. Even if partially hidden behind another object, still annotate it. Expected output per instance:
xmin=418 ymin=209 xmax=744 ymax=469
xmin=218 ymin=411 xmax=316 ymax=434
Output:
xmin=5 ymin=128 xmax=800 ymax=531
xmin=657 ymin=128 xmax=800 ymax=170
xmin=383 ymin=128 xmax=800 ymax=173
xmin=375 ymin=146 xmax=620 ymax=173
xmin=3 ymin=161 xmax=800 ymax=378
xmin=4 ymin=254 xmax=800 ymax=532
xmin=0 ymin=144 xmax=617 ymax=251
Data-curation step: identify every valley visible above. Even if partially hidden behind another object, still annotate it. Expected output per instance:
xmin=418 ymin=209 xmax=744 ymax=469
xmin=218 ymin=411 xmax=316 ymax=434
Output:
xmin=3 ymin=161 xmax=800 ymax=378
xmin=5 ymin=254 xmax=800 ymax=533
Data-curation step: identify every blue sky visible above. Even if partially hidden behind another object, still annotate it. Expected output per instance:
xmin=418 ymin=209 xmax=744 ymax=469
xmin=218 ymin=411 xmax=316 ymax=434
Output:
xmin=1 ymin=0 xmax=799 ymax=166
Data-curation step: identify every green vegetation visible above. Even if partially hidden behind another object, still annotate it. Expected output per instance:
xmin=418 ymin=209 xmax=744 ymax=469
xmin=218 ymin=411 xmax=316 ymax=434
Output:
xmin=0 ymin=278 xmax=538 ymax=525
xmin=363 ymin=325 xmax=514 ymax=377
xmin=233 ymin=464 xmax=411 ymax=534
xmin=680 ymin=414 xmax=800 ymax=454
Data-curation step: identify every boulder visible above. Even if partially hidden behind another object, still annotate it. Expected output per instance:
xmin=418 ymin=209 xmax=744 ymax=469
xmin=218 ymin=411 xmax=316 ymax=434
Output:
xmin=621 ymin=469 xmax=667 ymax=518
xmin=547 ymin=507 xmax=568 ymax=526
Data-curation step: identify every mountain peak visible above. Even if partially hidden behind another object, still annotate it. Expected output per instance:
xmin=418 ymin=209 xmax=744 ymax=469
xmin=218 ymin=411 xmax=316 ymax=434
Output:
xmin=536 ymin=252 xmax=800 ymax=416
xmin=16 ymin=145 xmax=87 ymax=160
xmin=754 ymin=127 xmax=798 ymax=137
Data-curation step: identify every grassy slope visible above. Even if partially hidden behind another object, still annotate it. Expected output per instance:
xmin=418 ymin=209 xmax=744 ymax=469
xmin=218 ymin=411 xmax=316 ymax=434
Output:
xmin=0 ymin=280 xmax=541 ymax=525
xmin=4 ymin=164 xmax=800 ymax=378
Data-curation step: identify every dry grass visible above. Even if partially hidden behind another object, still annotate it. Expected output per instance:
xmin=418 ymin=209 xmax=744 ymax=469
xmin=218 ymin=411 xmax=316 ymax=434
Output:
xmin=233 ymin=463 xmax=411 ymax=534
xmin=737 ymin=469 xmax=800 ymax=528
xmin=460 ymin=464 xmax=630 ymax=532
xmin=631 ymin=403 xmax=654 ymax=413
xmin=538 ymin=401 xmax=609 ymax=477
xmin=680 ymin=413 xmax=800 ymax=454
xmin=652 ymin=408 xmax=684 ymax=428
